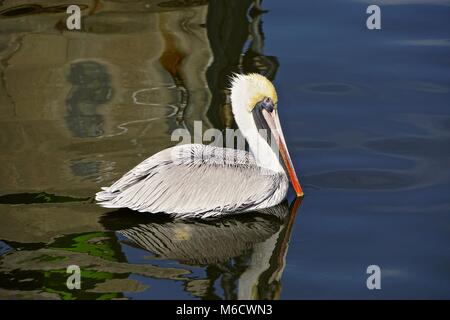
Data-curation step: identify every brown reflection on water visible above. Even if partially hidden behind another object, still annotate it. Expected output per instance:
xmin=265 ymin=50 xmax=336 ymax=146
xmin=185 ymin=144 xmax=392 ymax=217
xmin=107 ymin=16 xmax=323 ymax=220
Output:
xmin=0 ymin=0 xmax=294 ymax=300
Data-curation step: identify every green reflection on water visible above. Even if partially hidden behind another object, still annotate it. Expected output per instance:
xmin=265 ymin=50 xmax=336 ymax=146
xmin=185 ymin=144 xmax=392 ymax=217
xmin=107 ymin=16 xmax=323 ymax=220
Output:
xmin=50 ymin=232 xmax=118 ymax=262
xmin=0 ymin=192 xmax=90 ymax=204
xmin=43 ymin=269 xmax=120 ymax=300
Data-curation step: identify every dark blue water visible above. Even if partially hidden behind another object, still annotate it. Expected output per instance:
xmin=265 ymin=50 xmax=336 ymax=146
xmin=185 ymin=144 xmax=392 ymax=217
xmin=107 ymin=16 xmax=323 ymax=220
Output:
xmin=267 ymin=0 xmax=450 ymax=299
xmin=0 ymin=0 xmax=449 ymax=299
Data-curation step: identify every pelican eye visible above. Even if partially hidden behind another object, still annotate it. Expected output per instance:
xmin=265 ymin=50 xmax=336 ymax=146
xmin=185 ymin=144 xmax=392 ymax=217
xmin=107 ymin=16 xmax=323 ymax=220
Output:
xmin=261 ymin=97 xmax=274 ymax=113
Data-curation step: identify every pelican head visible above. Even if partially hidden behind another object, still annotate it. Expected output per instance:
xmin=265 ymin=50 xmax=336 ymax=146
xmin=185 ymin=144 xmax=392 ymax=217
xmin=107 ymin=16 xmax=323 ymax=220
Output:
xmin=230 ymin=73 xmax=303 ymax=197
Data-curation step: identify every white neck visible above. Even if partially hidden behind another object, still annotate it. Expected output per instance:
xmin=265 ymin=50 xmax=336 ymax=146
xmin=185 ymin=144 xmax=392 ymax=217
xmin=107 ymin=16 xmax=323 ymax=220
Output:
xmin=231 ymin=85 xmax=284 ymax=173
xmin=243 ymin=128 xmax=283 ymax=173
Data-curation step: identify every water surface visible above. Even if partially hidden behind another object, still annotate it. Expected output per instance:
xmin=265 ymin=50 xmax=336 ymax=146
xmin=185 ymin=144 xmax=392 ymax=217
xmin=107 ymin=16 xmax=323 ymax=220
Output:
xmin=0 ymin=0 xmax=449 ymax=299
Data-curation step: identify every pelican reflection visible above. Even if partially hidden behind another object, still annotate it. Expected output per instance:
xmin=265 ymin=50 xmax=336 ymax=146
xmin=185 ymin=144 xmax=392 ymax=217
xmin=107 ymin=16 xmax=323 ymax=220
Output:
xmin=116 ymin=197 xmax=302 ymax=299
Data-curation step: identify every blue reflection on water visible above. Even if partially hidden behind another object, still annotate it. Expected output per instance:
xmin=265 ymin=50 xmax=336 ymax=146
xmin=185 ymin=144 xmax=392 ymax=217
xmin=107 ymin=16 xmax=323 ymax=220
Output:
xmin=261 ymin=0 xmax=450 ymax=299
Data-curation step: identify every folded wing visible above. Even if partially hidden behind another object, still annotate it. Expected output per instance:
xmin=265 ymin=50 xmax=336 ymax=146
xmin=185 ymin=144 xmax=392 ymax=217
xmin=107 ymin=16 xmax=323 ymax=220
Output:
xmin=96 ymin=144 xmax=283 ymax=218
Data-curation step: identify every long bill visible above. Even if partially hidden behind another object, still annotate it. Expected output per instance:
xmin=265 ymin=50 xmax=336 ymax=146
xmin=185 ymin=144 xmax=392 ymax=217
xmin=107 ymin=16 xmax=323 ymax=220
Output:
xmin=262 ymin=109 xmax=304 ymax=197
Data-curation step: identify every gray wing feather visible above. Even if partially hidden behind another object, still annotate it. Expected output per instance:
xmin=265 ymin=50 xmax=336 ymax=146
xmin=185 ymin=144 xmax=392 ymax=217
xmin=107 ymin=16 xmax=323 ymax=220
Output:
xmin=96 ymin=144 xmax=286 ymax=218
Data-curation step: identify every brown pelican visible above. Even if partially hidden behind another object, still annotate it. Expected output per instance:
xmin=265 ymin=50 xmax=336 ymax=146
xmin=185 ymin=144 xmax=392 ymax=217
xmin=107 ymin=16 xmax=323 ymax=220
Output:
xmin=96 ymin=74 xmax=303 ymax=218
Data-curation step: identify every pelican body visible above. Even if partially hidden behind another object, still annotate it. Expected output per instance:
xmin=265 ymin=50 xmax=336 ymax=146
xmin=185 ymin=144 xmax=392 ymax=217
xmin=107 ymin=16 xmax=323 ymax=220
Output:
xmin=96 ymin=74 xmax=303 ymax=218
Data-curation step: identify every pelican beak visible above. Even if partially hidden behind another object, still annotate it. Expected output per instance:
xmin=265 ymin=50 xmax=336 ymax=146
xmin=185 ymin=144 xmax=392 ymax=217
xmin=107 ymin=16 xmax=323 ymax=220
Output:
xmin=261 ymin=108 xmax=304 ymax=197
